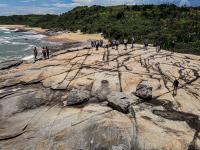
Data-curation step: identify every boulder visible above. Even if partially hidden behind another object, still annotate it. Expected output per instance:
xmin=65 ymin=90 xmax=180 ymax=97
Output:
xmin=107 ymin=92 xmax=130 ymax=114
xmin=67 ymin=89 xmax=90 ymax=106
xmin=0 ymin=60 xmax=23 ymax=70
xmin=134 ymin=80 xmax=152 ymax=100
xmin=93 ymin=80 xmax=112 ymax=101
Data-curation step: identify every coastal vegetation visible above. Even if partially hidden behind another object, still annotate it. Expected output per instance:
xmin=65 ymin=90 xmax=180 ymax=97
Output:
xmin=0 ymin=4 xmax=199 ymax=54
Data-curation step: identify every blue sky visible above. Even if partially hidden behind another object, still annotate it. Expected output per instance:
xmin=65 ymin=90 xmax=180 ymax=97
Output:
xmin=0 ymin=0 xmax=199 ymax=16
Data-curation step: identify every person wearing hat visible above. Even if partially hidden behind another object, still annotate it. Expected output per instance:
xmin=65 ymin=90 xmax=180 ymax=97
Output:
xmin=173 ymin=78 xmax=179 ymax=96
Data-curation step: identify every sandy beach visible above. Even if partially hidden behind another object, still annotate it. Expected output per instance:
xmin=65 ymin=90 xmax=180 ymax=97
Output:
xmin=48 ymin=32 xmax=106 ymax=42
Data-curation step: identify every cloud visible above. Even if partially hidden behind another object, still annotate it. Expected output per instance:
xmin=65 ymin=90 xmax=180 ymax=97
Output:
xmin=71 ymin=0 xmax=138 ymax=6
xmin=52 ymin=0 xmax=139 ymax=9
xmin=0 ymin=6 xmax=57 ymax=16
xmin=0 ymin=4 xmax=8 ymax=7
xmin=179 ymin=0 xmax=191 ymax=6
xmin=20 ymin=0 xmax=37 ymax=2
xmin=0 ymin=0 xmax=199 ymax=16
xmin=52 ymin=2 xmax=81 ymax=8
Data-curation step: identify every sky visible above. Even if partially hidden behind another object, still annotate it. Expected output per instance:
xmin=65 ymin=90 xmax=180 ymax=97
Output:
xmin=0 ymin=0 xmax=199 ymax=16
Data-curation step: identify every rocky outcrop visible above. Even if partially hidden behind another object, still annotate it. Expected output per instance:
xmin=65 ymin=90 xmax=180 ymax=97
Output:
xmin=107 ymin=91 xmax=130 ymax=113
xmin=0 ymin=86 xmax=66 ymax=119
xmin=66 ymin=89 xmax=90 ymax=105
xmin=0 ymin=44 xmax=200 ymax=149
xmin=135 ymin=80 xmax=152 ymax=100
xmin=0 ymin=59 xmax=23 ymax=70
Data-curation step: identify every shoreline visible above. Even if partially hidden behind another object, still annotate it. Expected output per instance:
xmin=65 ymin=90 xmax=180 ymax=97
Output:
xmin=0 ymin=25 xmax=106 ymax=43
xmin=0 ymin=25 xmax=46 ymax=33
xmin=0 ymin=25 xmax=94 ymax=63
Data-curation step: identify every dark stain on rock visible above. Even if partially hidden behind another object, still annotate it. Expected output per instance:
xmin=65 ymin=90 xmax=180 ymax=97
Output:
xmin=146 ymin=99 xmax=175 ymax=111
xmin=152 ymin=110 xmax=200 ymax=132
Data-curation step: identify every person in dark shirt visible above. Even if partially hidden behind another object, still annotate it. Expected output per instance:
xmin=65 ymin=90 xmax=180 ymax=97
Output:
xmin=33 ymin=47 xmax=38 ymax=62
xmin=46 ymin=46 xmax=50 ymax=59
xmin=144 ymin=39 xmax=148 ymax=50
xmin=115 ymin=40 xmax=119 ymax=50
xmin=173 ymin=78 xmax=179 ymax=96
xmin=131 ymin=36 xmax=135 ymax=49
xmin=124 ymin=39 xmax=128 ymax=50
xmin=111 ymin=40 xmax=116 ymax=49
xmin=100 ymin=40 xmax=103 ymax=47
xmin=156 ymin=40 xmax=161 ymax=53
xmin=42 ymin=47 xmax=46 ymax=59
xmin=171 ymin=40 xmax=175 ymax=53
xmin=96 ymin=40 xmax=99 ymax=50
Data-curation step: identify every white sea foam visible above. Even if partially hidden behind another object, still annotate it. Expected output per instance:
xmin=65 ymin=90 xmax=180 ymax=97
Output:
xmin=0 ymin=38 xmax=11 ymax=44
xmin=23 ymin=45 xmax=34 ymax=51
xmin=14 ymin=34 xmax=46 ymax=40
xmin=22 ymin=55 xmax=34 ymax=60
xmin=11 ymin=41 xmax=28 ymax=45
xmin=4 ymin=31 xmax=11 ymax=34
xmin=0 ymin=27 xmax=10 ymax=31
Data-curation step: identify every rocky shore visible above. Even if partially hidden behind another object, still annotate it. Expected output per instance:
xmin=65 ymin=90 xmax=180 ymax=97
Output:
xmin=0 ymin=43 xmax=200 ymax=149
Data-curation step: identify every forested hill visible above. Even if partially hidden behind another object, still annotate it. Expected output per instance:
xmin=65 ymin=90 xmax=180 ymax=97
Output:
xmin=0 ymin=4 xmax=200 ymax=54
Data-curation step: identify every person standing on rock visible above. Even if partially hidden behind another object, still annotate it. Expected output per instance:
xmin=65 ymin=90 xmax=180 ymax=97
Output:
xmin=131 ymin=36 xmax=135 ymax=49
xmin=156 ymin=40 xmax=161 ymax=53
xmin=173 ymin=78 xmax=179 ymax=96
xmin=171 ymin=40 xmax=175 ymax=53
xmin=33 ymin=47 xmax=38 ymax=62
xmin=91 ymin=41 xmax=94 ymax=47
xmin=144 ymin=39 xmax=148 ymax=50
xmin=96 ymin=40 xmax=99 ymax=51
xmin=112 ymin=40 xmax=116 ymax=49
xmin=116 ymin=40 xmax=119 ymax=50
xmin=100 ymin=40 xmax=103 ymax=47
xmin=46 ymin=46 xmax=50 ymax=59
xmin=124 ymin=39 xmax=128 ymax=50
xmin=42 ymin=47 xmax=47 ymax=59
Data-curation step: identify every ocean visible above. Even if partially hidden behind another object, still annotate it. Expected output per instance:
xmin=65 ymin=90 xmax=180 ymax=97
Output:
xmin=0 ymin=27 xmax=58 ymax=62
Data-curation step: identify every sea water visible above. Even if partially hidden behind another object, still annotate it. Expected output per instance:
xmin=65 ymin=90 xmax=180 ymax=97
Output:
xmin=0 ymin=27 xmax=57 ymax=62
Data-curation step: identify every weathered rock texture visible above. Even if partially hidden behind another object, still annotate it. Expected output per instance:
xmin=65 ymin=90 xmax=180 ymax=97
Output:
xmin=0 ymin=44 xmax=200 ymax=150
xmin=107 ymin=92 xmax=130 ymax=113
xmin=0 ymin=59 xmax=23 ymax=70
xmin=135 ymin=80 xmax=152 ymax=100
xmin=67 ymin=89 xmax=90 ymax=105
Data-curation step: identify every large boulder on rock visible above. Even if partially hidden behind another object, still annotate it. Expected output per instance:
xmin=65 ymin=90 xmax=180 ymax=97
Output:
xmin=67 ymin=89 xmax=90 ymax=106
xmin=134 ymin=80 xmax=152 ymax=100
xmin=107 ymin=92 xmax=130 ymax=114
xmin=0 ymin=60 xmax=23 ymax=70
xmin=92 ymin=80 xmax=112 ymax=102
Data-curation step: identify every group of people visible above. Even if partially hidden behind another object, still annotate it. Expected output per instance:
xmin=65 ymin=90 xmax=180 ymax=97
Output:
xmin=33 ymin=46 xmax=50 ymax=62
xmin=91 ymin=40 xmax=104 ymax=50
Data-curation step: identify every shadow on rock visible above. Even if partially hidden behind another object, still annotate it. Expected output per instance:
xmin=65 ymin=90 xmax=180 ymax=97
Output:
xmin=152 ymin=110 xmax=200 ymax=131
